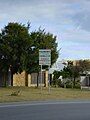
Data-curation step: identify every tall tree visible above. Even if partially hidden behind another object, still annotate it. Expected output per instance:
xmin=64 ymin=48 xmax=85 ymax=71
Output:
xmin=0 ymin=23 xmax=59 ymax=87
xmin=60 ymin=64 xmax=80 ymax=88
xmin=79 ymin=60 xmax=90 ymax=74
xmin=0 ymin=22 xmax=32 ymax=86
xmin=30 ymin=28 xmax=58 ymax=70
xmin=29 ymin=28 xmax=59 ymax=87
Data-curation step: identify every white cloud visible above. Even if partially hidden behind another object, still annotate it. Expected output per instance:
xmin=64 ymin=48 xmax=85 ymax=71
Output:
xmin=0 ymin=0 xmax=90 ymax=59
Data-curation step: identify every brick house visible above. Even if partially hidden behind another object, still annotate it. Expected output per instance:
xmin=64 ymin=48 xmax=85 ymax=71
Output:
xmin=13 ymin=70 xmax=49 ymax=87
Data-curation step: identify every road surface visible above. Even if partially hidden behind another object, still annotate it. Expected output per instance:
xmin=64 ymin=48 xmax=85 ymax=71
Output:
xmin=0 ymin=101 xmax=90 ymax=120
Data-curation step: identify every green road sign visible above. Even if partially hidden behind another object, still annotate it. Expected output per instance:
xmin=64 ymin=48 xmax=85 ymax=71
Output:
xmin=39 ymin=49 xmax=51 ymax=65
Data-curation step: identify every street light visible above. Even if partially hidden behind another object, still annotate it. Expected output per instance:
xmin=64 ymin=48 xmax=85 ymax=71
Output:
xmin=31 ymin=46 xmax=35 ymax=51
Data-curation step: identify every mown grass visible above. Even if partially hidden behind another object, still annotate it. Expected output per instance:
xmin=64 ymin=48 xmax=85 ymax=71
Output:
xmin=0 ymin=87 xmax=90 ymax=103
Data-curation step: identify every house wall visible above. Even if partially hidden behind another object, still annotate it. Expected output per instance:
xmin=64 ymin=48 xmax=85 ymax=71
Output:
xmin=13 ymin=70 xmax=49 ymax=87
xmin=13 ymin=71 xmax=26 ymax=86
xmin=28 ymin=71 xmax=49 ymax=87
xmin=80 ymin=76 xmax=86 ymax=86
xmin=80 ymin=75 xmax=90 ymax=89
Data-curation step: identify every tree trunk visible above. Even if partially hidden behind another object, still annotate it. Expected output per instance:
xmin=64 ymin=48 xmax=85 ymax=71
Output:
xmin=3 ymin=72 xmax=8 ymax=87
xmin=25 ymin=72 xmax=28 ymax=86
xmin=37 ymin=73 xmax=39 ymax=88
xmin=11 ymin=71 xmax=13 ymax=86
xmin=71 ymin=78 xmax=73 ymax=89
xmin=73 ymin=77 xmax=76 ymax=88
xmin=64 ymin=79 xmax=66 ymax=88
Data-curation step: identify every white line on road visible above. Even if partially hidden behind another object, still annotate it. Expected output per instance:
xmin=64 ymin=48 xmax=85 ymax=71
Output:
xmin=0 ymin=101 xmax=90 ymax=108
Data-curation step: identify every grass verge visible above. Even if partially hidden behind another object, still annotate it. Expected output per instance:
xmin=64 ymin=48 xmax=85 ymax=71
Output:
xmin=0 ymin=87 xmax=90 ymax=103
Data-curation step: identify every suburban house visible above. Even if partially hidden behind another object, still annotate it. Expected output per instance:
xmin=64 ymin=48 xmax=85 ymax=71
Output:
xmin=13 ymin=70 xmax=49 ymax=87
xmin=68 ymin=60 xmax=90 ymax=89
xmin=0 ymin=70 xmax=49 ymax=87
xmin=80 ymin=71 xmax=90 ymax=89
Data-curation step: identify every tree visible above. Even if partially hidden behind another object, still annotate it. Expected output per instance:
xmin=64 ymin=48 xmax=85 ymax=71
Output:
xmin=0 ymin=22 xmax=32 ymax=86
xmin=52 ymin=60 xmax=90 ymax=89
xmin=30 ymin=28 xmax=58 ymax=69
xmin=79 ymin=60 xmax=90 ymax=74
xmin=0 ymin=23 xmax=59 ymax=87
xmin=29 ymin=28 xmax=58 ymax=87
xmin=52 ymin=70 xmax=61 ymax=87
xmin=68 ymin=65 xmax=80 ymax=88
xmin=60 ymin=63 xmax=80 ymax=88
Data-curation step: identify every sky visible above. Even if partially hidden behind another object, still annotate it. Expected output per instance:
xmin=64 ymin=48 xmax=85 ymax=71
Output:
xmin=0 ymin=0 xmax=90 ymax=60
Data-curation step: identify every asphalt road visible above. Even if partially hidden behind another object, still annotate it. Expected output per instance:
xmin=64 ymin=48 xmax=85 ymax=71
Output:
xmin=0 ymin=101 xmax=90 ymax=120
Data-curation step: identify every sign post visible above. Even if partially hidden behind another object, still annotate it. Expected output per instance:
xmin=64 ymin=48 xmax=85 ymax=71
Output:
xmin=39 ymin=49 xmax=51 ymax=93
xmin=40 ymin=65 xmax=42 ymax=92
xmin=48 ymin=65 xmax=50 ymax=93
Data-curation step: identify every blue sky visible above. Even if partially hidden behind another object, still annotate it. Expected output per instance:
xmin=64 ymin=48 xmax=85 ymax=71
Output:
xmin=0 ymin=0 xmax=90 ymax=60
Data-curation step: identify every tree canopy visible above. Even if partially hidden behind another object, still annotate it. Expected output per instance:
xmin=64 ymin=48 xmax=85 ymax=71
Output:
xmin=29 ymin=28 xmax=58 ymax=73
xmin=0 ymin=22 xmax=58 ymax=76
xmin=0 ymin=22 xmax=32 ymax=75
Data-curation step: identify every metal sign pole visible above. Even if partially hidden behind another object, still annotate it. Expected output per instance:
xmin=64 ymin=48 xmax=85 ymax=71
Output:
xmin=39 ymin=49 xmax=51 ymax=93
xmin=48 ymin=65 xmax=50 ymax=94
xmin=41 ymin=65 xmax=42 ymax=93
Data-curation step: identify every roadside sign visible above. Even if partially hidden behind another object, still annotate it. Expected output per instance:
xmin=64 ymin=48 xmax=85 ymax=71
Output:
xmin=39 ymin=49 xmax=51 ymax=65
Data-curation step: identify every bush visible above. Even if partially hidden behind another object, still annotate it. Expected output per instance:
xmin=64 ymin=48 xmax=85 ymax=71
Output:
xmin=51 ymin=79 xmax=61 ymax=87
xmin=66 ymin=79 xmax=80 ymax=89
xmin=74 ymin=79 xmax=81 ymax=89
xmin=52 ymin=78 xmax=81 ymax=89
xmin=66 ymin=80 xmax=72 ymax=88
xmin=11 ymin=90 xmax=21 ymax=96
xmin=57 ymin=79 xmax=61 ymax=87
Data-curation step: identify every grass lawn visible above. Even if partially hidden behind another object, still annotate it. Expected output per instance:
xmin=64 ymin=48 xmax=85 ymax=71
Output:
xmin=0 ymin=87 xmax=90 ymax=103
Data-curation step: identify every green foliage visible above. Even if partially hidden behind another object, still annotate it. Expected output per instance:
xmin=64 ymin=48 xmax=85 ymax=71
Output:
xmin=53 ymin=70 xmax=61 ymax=80
xmin=58 ymin=60 xmax=90 ymax=89
xmin=0 ymin=22 xmax=31 ymax=74
xmin=65 ymin=79 xmax=80 ymax=89
xmin=79 ymin=60 xmax=90 ymax=73
xmin=0 ymin=22 xmax=59 ymax=86
xmin=29 ymin=28 xmax=58 ymax=73
xmin=52 ymin=63 xmax=81 ymax=88
xmin=11 ymin=90 xmax=21 ymax=96
xmin=61 ymin=65 xmax=80 ymax=88
xmin=52 ymin=71 xmax=61 ymax=87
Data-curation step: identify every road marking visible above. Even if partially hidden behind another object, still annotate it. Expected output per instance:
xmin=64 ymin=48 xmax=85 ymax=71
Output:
xmin=0 ymin=101 xmax=90 ymax=108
